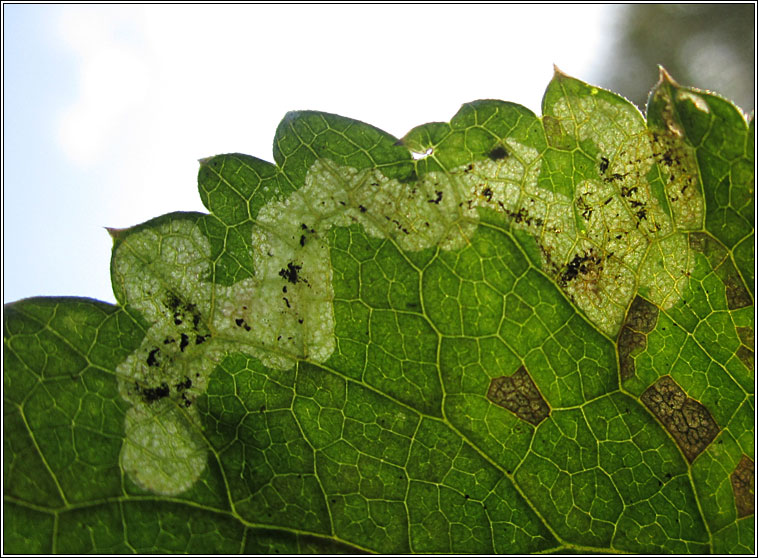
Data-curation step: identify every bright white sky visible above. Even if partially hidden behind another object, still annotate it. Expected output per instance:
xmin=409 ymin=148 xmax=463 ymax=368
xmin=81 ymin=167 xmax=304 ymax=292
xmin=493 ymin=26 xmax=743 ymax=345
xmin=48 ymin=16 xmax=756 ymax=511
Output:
xmin=4 ymin=4 xmax=618 ymax=304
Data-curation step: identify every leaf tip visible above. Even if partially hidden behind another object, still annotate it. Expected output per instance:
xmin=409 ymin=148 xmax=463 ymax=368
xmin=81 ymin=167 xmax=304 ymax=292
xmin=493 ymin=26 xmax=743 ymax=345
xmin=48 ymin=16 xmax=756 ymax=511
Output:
xmin=198 ymin=156 xmax=213 ymax=167
xmin=105 ymin=226 xmax=127 ymax=242
xmin=552 ymin=64 xmax=570 ymax=79
xmin=657 ymin=66 xmax=679 ymax=87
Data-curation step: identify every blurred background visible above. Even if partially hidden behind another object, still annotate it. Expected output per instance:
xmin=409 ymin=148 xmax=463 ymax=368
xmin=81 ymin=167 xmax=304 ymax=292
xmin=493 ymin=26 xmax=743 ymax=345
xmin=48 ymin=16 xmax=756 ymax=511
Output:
xmin=602 ymin=4 xmax=754 ymax=113
xmin=4 ymin=4 xmax=755 ymax=304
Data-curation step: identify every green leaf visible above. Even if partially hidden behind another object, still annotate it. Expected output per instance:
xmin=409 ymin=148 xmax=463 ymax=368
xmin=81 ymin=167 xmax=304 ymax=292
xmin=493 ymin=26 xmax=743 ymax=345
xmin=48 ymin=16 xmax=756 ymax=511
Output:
xmin=4 ymin=68 xmax=753 ymax=554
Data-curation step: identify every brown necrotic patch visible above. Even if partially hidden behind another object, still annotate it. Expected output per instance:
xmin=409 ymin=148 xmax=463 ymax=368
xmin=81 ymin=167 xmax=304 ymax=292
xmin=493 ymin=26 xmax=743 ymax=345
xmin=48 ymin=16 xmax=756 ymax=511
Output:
xmin=617 ymin=296 xmax=659 ymax=381
xmin=640 ymin=375 xmax=719 ymax=463
xmin=736 ymin=346 xmax=754 ymax=372
xmin=688 ymin=232 xmax=706 ymax=253
xmin=689 ymin=232 xmax=752 ymax=310
xmin=736 ymin=326 xmax=754 ymax=347
xmin=688 ymin=231 xmax=728 ymax=269
xmin=618 ymin=328 xmax=646 ymax=381
xmin=736 ymin=326 xmax=754 ymax=372
xmin=723 ymin=271 xmax=752 ymax=310
xmin=731 ymin=454 xmax=755 ymax=518
xmin=487 ymin=366 xmax=550 ymax=426
xmin=625 ymin=295 xmax=659 ymax=333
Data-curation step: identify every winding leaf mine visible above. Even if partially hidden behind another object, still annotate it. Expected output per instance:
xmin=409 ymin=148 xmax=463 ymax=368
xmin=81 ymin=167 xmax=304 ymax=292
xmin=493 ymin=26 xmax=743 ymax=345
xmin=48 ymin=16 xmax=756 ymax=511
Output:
xmin=4 ymin=68 xmax=754 ymax=554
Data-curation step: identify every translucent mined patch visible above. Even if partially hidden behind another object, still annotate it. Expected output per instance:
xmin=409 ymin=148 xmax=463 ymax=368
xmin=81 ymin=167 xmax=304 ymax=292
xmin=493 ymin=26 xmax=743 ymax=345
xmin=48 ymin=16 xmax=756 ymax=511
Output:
xmin=113 ymin=219 xmax=226 ymax=495
xmin=639 ymin=234 xmax=693 ymax=310
xmin=649 ymin=88 xmax=705 ymax=231
xmin=553 ymin=95 xmax=646 ymax=154
xmin=293 ymin=158 xmax=480 ymax=252
xmin=292 ymin=138 xmax=693 ymax=337
xmin=545 ymin=96 xmax=697 ymax=333
xmin=120 ymin=404 xmax=206 ymax=495
xmin=112 ymin=219 xmax=213 ymax=324
xmin=209 ymin=157 xmax=488 ymax=371
xmin=112 ymin=119 xmax=702 ymax=493
xmin=112 ymin=154 xmax=513 ymax=494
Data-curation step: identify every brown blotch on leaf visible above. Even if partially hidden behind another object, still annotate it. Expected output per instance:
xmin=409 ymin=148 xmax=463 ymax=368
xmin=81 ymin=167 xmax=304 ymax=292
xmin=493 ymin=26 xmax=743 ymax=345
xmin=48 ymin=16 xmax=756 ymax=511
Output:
xmin=688 ymin=232 xmax=707 ymax=254
xmin=688 ymin=231 xmax=728 ymax=270
xmin=690 ymin=233 xmax=751 ymax=310
xmin=625 ymin=296 xmax=659 ymax=334
xmin=736 ymin=326 xmax=754 ymax=347
xmin=618 ymin=327 xmax=646 ymax=381
xmin=640 ymin=375 xmax=719 ymax=463
xmin=723 ymin=272 xmax=752 ymax=310
xmin=617 ymin=296 xmax=658 ymax=381
xmin=731 ymin=454 xmax=755 ymax=518
xmin=487 ymin=366 xmax=550 ymax=426
xmin=736 ymin=345 xmax=754 ymax=372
